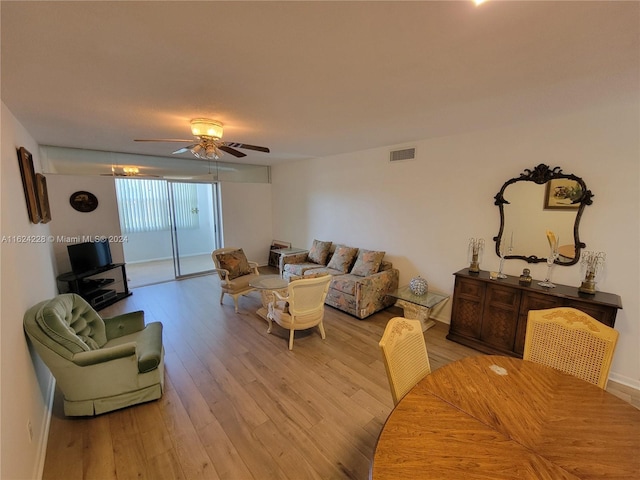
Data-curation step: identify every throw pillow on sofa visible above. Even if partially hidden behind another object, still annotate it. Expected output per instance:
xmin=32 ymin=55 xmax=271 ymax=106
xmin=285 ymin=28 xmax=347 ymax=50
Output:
xmin=308 ymin=239 xmax=332 ymax=265
xmin=327 ymin=245 xmax=359 ymax=273
xmin=216 ymin=249 xmax=252 ymax=280
xmin=350 ymin=249 xmax=385 ymax=276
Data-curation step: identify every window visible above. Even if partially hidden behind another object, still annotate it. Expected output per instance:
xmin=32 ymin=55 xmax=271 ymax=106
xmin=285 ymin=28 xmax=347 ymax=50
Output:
xmin=115 ymin=178 xmax=199 ymax=233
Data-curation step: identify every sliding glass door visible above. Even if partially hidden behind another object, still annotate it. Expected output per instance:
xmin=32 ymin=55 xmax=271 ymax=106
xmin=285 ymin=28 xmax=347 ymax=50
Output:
xmin=168 ymin=181 xmax=220 ymax=278
xmin=115 ymin=178 xmax=221 ymax=286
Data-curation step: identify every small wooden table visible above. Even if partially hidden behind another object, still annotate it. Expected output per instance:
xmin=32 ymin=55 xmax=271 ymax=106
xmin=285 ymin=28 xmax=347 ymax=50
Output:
xmin=371 ymin=355 xmax=640 ymax=480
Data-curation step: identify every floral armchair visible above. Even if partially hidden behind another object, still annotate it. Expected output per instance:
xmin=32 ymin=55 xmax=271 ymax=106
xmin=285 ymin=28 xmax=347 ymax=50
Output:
xmin=211 ymin=247 xmax=260 ymax=313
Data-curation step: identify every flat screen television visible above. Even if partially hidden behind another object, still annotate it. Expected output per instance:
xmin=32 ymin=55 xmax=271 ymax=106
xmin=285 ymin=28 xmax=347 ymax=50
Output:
xmin=67 ymin=240 xmax=112 ymax=274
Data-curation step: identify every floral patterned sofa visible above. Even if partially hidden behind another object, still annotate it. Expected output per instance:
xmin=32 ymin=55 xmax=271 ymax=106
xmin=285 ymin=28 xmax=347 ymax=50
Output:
xmin=281 ymin=240 xmax=399 ymax=319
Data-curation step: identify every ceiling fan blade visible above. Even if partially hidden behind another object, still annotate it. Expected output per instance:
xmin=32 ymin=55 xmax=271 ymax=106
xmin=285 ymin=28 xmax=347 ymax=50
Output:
xmin=224 ymin=142 xmax=270 ymax=153
xmin=218 ymin=145 xmax=247 ymax=158
xmin=134 ymin=138 xmax=194 ymax=143
xmin=172 ymin=144 xmax=199 ymax=154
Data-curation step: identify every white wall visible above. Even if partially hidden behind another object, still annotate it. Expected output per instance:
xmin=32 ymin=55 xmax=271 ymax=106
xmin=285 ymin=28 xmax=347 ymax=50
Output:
xmin=45 ymin=174 xmax=125 ymax=275
xmin=271 ymin=96 xmax=639 ymax=386
xmin=219 ymin=182 xmax=273 ymax=265
xmin=1 ymin=103 xmax=57 ymax=480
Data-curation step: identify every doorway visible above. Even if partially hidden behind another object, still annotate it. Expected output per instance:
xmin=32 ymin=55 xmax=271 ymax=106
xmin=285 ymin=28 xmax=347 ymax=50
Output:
xmin=115 ymin=178 xmax=221 ymax=287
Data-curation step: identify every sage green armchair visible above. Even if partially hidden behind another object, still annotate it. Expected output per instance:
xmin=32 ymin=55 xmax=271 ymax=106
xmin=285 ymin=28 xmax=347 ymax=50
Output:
xmin=23 ymin=293 xmax=164 ymax=416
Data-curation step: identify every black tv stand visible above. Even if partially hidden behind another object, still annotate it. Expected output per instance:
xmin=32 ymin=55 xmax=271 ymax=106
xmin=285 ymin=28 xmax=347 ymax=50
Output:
xmin=57 ymin=263 xmax=131 ymax=310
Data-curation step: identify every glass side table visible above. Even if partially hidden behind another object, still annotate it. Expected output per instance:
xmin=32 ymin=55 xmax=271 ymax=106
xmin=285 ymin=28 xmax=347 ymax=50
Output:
xmin=249 ymin=274 xmax=289 ymax=322
xmin=387 ymin=286 xmax=450 ymax=332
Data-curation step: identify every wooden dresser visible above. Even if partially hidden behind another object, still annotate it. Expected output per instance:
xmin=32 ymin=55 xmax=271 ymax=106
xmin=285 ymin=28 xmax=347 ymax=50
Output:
xmin=447 ymin=268 xmax=622 ymax=358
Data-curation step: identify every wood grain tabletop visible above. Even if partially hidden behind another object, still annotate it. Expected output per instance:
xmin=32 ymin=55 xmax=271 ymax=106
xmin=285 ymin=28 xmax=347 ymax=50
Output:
xmin=372 ymin=355 xmax=640 ymax=480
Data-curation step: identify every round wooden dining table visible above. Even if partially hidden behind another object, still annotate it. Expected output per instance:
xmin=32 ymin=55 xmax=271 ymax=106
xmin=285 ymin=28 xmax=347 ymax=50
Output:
xmin=371 ymin=355 xmax=640 ymax=480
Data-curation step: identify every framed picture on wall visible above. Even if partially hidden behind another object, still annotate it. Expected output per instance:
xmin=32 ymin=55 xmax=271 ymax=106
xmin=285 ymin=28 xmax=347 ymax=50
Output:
xmin=69 ymin=191 xmax=99 ymax=213
xmin=544 ymin=179 xmax=583 ymax=210
xmin=17 ymin=147 xmax=41 ymax=223
xmin=36 ymin=173 xmax=52 ymax=223
xmin=271 ymin=240 xmax=291 ymax=250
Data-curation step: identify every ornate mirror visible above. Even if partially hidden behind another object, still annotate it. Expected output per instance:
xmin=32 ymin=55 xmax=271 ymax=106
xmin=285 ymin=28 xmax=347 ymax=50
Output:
xmin=494 ymin=164 xmax=593 ymax=266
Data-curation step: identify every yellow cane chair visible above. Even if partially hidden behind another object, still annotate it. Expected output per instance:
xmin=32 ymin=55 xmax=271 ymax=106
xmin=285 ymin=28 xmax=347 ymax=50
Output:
xmin=523 ymin=307 xmax=619 ymax=389
xmin=379 ymin=317 xmax=431 ymax=405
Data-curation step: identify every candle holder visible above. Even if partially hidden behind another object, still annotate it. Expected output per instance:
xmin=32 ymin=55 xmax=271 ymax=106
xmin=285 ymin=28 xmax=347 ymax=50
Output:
xmin=468 ymin=238 xmax=485 ymax=274
xmin=496 ymin=238 xmax=513 ymax=279
xmin=538 ymin=231 xmax=559 ymax=288
xmin=578 ymin=251 xmax=605 ymax=295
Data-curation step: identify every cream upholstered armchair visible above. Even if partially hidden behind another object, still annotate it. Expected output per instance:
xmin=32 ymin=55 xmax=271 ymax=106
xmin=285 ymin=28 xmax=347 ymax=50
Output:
xmin=379 ymin=317 xmax=431 ymax=405
xmin=211 ymin=247 xmax=260 ymax=313
xmin=524 ymin=307 xmax=619 ymax=389
xmin=267 ymin=275 xmax=331 ymax=350
xmin=23 ymin=294 xmax=164 ymax=416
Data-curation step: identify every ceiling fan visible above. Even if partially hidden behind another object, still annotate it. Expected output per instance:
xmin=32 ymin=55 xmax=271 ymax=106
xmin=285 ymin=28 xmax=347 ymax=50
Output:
xmin=134 ymin=118 xmax=270 ymax=160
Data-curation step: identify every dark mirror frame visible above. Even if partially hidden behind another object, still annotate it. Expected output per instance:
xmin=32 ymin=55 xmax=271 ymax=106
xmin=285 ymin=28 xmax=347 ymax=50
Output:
xmin=493 ymin=164 xmax=593 ymax=266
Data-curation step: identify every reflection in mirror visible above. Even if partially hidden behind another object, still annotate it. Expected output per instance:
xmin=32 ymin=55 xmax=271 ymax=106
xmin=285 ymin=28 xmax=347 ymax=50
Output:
xmin=503 ymin=182 xmax=577 ymax=263
xmin=494 ymin=164 xmax=593 ymax=266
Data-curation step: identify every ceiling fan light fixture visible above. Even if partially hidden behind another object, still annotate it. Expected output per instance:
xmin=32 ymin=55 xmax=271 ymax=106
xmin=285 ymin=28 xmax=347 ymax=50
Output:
xmin=136 ymin=118 xmax=268 ymax=160
xmin=204 ymin=145 xmax=218 ymax=159
xmin=191 ymin=118 xmax=223 ymax=139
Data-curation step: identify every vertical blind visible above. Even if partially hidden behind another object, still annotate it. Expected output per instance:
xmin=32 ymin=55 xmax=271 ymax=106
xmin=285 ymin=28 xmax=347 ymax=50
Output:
xmin=115 ymin=178 xmax=199 ymax=233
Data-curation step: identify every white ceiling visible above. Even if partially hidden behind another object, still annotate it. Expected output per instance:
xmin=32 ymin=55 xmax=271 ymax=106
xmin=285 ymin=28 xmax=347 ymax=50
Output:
xmin=2 ymin=1 xmax=638 ymax=171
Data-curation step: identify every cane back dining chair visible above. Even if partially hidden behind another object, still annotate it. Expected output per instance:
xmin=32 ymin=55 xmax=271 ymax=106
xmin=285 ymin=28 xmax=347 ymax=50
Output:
xmin=379 ymin=317 xmax=431 ymax=405
xmin=523 ymin=307 xmax=619 ymax=389
xmin=211 ymin=247 xmax=260 ymax=313
xmin=267 ymin=274 xmax=332 ymax=350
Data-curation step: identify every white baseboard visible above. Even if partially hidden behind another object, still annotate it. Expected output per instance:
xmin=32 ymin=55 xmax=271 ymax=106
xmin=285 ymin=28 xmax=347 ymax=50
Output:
xmin=431 ymin=312 xmax=450 ymax=324
xmin=35 ymin=375 xmax=55 ymax=480
xmin=608 ymin=372 xmax=640 ymax=391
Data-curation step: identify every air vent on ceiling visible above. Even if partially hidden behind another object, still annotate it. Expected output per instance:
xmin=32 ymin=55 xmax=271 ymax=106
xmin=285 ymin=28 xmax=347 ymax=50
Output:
xmin=389 ymin=147 xmax=416 ymax=162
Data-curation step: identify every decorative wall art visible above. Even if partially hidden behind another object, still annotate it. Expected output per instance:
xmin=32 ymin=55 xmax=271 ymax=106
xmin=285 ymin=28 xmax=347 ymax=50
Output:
xmin=69 ymin=191 xmax=99 ymax=213
xmin=544 ymin=179 xmax=582 ymax=210
xmin=35 ymin=173 xmax=52 ymax=223
xmin=17 ymin=147 xmax=41 ymax=223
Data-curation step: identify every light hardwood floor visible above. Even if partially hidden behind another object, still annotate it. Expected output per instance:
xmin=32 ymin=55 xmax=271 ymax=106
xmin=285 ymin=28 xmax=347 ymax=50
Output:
xmin=42 ymin=271 xmax=638 ymax=480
